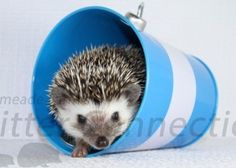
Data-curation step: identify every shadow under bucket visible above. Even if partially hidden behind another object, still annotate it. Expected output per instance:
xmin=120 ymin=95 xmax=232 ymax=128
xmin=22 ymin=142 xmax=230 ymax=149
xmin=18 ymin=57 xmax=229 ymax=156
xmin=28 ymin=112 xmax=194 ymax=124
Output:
xmin=32 ymin=6 xmax=218 ymax=157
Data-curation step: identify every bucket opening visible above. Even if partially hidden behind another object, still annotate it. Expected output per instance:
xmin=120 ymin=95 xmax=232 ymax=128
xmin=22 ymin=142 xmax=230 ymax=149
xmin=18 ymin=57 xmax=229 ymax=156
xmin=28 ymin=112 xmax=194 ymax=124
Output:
xmin=32 ymin=7 xmax=147 ymax=156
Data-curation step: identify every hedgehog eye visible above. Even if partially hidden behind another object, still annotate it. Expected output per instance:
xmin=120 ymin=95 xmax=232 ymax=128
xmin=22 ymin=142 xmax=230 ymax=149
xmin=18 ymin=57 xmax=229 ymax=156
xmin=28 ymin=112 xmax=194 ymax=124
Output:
xmin=77 ymin=115 xmax=87 ymax=124
xmin=111 ymin=111 xmax=119 ymax=122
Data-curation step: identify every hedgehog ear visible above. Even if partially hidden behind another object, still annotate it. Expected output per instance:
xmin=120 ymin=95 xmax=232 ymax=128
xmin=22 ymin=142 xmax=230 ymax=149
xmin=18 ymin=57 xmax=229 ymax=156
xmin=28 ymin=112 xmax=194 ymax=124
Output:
xmin=122 ymin=84 xmax=141 ymax=105
xmin=51 ymin=86 xmax=71 ymax=108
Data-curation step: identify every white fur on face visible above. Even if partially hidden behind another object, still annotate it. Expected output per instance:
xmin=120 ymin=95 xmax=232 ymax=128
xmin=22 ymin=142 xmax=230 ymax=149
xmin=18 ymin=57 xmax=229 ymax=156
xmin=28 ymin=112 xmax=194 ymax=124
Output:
xmin=56 ymin=97 xmax=137 ymax=139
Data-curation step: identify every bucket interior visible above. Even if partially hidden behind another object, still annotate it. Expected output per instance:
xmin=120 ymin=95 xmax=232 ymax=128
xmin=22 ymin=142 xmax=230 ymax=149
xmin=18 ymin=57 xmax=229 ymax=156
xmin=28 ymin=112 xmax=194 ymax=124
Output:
xmin=32 ymin=7 xmax=145 ymax=155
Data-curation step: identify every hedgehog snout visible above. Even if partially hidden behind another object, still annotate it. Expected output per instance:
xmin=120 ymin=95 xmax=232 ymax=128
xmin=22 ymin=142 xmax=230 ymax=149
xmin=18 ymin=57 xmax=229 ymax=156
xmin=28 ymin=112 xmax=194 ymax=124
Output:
xmin=95 ymin=136 xmax=109 ymax=148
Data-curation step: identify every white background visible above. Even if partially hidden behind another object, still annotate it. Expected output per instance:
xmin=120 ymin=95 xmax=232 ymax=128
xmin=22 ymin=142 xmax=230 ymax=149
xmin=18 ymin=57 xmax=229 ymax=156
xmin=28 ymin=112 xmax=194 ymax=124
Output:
xmin=0 ymin=0 xmax=235 ymax=138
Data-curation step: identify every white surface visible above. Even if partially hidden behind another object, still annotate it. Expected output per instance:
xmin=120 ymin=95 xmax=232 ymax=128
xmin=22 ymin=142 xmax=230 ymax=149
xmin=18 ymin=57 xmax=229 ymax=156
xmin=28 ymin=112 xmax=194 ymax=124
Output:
xmin=0 ymin=0 xmax=235 ymax=167
xmin=0 ymin=137 xmax=236 ymax=168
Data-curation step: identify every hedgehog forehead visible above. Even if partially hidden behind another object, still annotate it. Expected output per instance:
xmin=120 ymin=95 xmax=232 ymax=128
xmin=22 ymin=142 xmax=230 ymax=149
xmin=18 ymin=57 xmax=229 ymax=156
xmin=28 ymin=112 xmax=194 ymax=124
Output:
xmin=61 ymin=97 xmax=132 ymax=118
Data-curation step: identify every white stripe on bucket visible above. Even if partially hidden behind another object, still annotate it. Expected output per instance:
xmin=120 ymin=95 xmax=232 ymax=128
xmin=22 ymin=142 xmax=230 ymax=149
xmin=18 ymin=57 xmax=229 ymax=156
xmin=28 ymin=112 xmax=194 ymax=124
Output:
xmin=132 ymin=42 xmax=197 ymax=151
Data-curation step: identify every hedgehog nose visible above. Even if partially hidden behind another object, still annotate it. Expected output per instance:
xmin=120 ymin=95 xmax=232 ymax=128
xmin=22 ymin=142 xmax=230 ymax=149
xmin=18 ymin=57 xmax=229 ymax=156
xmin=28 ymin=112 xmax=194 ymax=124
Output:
xmin=96 ymin=136 xmax=109 ymax=148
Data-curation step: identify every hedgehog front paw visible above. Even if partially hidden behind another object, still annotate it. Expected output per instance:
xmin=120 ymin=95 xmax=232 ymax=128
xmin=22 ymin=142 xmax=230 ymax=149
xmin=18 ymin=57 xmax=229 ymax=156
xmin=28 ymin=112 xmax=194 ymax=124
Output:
xmin=72 ymin=146 xmax=88 ymax=157
xmin=72 ymin=139 xmax=89 ymax=157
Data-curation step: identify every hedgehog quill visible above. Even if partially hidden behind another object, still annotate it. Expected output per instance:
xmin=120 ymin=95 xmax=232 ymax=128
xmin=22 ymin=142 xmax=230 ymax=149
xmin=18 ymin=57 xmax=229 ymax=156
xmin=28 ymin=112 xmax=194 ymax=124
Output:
xmin=49 ymin=45 xmax=146 ymax=157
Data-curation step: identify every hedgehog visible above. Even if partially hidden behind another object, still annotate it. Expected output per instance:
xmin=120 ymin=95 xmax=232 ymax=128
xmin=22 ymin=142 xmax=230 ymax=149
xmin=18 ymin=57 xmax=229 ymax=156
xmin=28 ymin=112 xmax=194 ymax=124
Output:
xmin=48 ymin=45 xmax=146 ymax=157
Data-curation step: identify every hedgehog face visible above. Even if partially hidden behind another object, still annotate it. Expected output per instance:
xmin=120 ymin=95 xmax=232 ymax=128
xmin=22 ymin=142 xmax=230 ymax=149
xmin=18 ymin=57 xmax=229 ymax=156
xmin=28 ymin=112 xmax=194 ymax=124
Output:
xmin=51 ymin=84 xmax=141 ymax=150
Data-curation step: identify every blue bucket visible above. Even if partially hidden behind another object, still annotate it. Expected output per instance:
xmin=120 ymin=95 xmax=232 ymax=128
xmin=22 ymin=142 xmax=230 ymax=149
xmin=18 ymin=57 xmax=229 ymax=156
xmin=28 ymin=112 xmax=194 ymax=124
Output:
xmin=32 ymin=6 xmax=218 ymax=156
